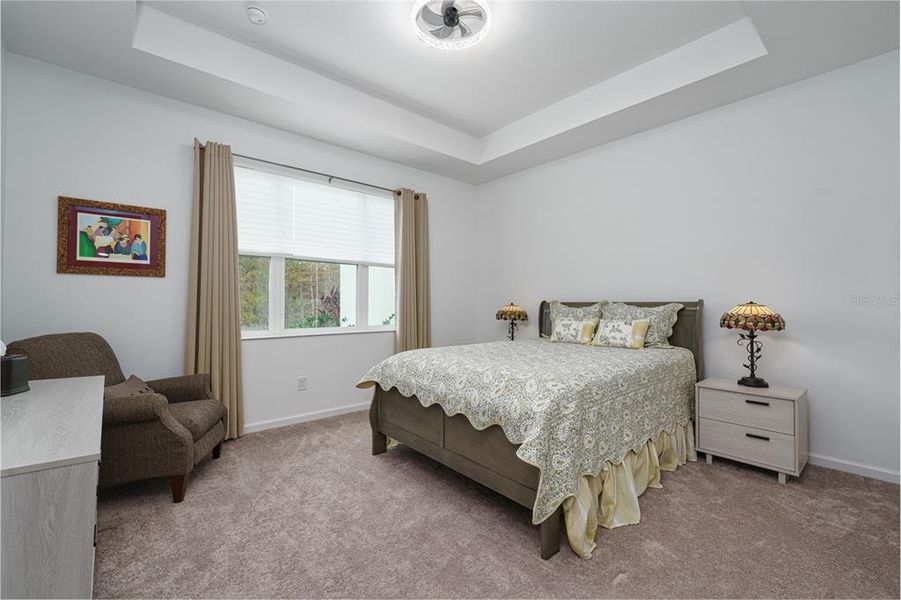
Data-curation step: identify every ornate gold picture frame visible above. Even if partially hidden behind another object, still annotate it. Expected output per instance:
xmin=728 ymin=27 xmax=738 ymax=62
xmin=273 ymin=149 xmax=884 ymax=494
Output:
xmin=57 ymin=196 xmax=167 ymax=277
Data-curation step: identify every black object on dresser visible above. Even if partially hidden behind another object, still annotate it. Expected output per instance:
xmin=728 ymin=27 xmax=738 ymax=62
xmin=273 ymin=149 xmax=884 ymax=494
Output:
xmin=1 ymin=354 xmax=29 ymax=397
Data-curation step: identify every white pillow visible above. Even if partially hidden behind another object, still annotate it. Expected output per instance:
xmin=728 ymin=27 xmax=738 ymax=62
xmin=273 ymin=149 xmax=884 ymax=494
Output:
xmin=545 ymin=301 xmax=606 ymax=338
xmin=602 ymin=303 xmax=683 ymax=347
xmin=591 ymin=319 xmax=650 ymax=349
xmin=550 ymin=316 xmax=599 ymax=345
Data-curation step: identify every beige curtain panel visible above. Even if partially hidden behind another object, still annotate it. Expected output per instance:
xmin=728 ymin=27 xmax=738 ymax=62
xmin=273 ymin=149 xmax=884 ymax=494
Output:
xmin=187 ymin=140 xmax=244 ymax=439
xmin=395 ymin=188 xmax=431 ymax=353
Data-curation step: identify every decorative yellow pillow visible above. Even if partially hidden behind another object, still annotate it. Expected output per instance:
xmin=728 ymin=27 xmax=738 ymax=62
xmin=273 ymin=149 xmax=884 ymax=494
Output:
xmin=591 ymin=319 xmax=650 ymax=349
xmin=550 ymin=316 xmax=599 ymax=344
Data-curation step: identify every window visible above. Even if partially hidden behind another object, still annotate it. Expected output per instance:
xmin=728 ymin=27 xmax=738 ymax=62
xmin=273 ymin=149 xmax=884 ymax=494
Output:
xmin=284 ymin=259 xmax=356 ymax=328
xmin=368 ymin=266 xmax=396 ymax=326
xmin=239 ymin=255 xmax=270 ymax=331
xmin=235 ymin=160 xmax=395 ymax=337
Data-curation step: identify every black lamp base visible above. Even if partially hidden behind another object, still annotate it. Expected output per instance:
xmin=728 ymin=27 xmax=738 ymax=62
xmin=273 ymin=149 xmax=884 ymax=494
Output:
xmin=738 ymin=376 xmax=769 ymax=388
xmin=507 ymin=319 xmax=519 ymax=341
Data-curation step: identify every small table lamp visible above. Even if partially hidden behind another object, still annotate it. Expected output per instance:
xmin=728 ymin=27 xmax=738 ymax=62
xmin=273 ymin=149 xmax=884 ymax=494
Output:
xmin=496 ymin=302 xmax=528 ymax=341
xmin=720 ymin=301 xmax=785 ymax=388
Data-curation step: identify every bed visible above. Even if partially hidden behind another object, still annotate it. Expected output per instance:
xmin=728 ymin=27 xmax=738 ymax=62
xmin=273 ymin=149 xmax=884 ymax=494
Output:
xmin=358 ymin=300 xmax=704 ymax=559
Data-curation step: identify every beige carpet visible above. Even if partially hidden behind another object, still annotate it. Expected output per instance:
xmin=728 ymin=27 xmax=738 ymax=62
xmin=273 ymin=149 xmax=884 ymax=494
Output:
xmin=94 ymin=410 xmax=899 ymax=599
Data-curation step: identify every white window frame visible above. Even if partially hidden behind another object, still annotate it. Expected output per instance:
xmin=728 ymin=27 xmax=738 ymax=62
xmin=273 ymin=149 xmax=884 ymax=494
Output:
xmin=240 ymin=254 xmax=396 ymax=340
xmin=234 ymin=159 xmax=396 ymax=341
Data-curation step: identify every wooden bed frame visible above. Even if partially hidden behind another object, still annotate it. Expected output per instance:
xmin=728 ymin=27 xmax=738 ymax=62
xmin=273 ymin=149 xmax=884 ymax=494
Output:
xmin=369 ymin=300 xmax=704 ymax=559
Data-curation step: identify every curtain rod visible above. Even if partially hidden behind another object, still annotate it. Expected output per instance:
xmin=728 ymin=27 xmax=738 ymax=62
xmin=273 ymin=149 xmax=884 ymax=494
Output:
xmin=230 ymin=152 xmax=396 ymax=194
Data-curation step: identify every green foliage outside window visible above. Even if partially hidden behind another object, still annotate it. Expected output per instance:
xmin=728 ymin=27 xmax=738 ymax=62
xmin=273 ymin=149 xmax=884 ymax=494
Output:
xmin=285 ymin=259 xmax=345 ymax=329
xmin=239 ymin=255 xmax=270 ymax=330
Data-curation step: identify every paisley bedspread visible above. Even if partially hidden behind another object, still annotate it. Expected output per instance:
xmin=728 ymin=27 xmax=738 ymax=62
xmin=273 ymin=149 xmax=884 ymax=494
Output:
xmin=357 ymin=339 xmax=696 ymax=524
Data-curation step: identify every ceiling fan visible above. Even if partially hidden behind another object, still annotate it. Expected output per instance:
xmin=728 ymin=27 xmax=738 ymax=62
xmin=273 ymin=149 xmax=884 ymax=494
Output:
xmin=412 ymin=0 xmax=491 ymax=50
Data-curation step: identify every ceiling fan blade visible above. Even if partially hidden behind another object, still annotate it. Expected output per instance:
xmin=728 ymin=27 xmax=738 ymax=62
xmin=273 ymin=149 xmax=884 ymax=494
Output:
xmin=457 ymin=21 xmax=471 ymax=37
xmin=441 ymin=0 xmax=455 ymax=14
xmin=420 ymin=6 xmax=445 ymax=26
xmin=430 ymin=25 xmax=453 ymax=39
xmin=456 ymin=8 xmax=483 ymax=19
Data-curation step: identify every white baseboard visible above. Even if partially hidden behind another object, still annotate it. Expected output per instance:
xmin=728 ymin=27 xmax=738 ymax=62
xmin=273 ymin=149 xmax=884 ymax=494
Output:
xmin=244 ymin=408 xmax=900 ymax=485
xmin=808 ymin=452 xmax=899 ymax=484
xmin=243 ymin=401 xmax=369 ymax=434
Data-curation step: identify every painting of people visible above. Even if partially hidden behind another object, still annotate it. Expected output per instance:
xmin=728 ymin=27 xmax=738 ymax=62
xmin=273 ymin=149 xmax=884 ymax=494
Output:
xmin=58 ymin=197 xmax=166 ymax=277
xmin=76 ymin=212 xmax=152 ymax=263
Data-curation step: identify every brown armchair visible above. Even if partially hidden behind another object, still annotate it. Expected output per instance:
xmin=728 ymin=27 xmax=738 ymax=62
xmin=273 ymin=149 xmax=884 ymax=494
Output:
xmin=7 ymin=332 xmax=226 ymax=502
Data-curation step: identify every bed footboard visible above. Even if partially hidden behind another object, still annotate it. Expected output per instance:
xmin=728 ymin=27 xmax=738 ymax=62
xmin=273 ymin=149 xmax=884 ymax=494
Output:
xmin=369 ymin=386 xmax=560 ymax=559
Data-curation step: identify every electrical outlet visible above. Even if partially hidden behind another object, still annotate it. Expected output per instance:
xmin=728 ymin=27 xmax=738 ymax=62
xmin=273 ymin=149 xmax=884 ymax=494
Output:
xmin=296 ymin=376 xmax=307 ymax=392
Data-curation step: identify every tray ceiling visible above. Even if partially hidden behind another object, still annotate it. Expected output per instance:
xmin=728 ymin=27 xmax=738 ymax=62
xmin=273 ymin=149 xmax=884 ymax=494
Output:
xmin=2 ymin=1 xmax=898 ymax=183
xmin=147 ymin=1 xmax=749 ymax=136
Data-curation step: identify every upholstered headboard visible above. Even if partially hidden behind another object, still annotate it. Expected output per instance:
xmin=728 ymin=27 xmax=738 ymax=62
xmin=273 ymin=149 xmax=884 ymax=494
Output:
xmin=538 ymin=300 xmax=704 ymax=380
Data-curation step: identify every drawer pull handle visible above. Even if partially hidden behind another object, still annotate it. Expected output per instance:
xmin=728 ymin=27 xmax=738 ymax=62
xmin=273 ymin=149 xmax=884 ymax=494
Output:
xmin=745 ymin=433 xmax=770 ymax=441
xmin=745 ymin=399 xmax=770 ymax=407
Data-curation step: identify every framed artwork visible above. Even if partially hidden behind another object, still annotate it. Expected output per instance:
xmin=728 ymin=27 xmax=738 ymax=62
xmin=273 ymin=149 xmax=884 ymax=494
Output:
xmin=57 ymin=196 xmax=167 ymax=277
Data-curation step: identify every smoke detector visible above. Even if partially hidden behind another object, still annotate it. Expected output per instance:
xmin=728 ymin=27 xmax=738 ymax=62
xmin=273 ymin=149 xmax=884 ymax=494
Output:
xmin=246 ymin=5 xmax=268 ymax=25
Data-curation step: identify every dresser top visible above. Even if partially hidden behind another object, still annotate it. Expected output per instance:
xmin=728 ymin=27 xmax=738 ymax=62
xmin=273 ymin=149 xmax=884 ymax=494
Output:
xmin=697 ymin=378 xmax=807 ymax=401
xmin=1 ymin=376 xmax=104 ymax=477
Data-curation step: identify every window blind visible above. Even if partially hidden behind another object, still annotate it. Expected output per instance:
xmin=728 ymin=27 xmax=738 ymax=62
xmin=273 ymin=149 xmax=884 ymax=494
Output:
xmin=235 ymin=165 xmax=394 ymax=265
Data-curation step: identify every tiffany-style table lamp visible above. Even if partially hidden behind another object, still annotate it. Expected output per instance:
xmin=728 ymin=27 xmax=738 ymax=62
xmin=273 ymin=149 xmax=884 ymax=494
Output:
xmin=496 ymin=302 xmax=528 ymax=341
xmin=720 ymin=301 xmax=786 ymax=388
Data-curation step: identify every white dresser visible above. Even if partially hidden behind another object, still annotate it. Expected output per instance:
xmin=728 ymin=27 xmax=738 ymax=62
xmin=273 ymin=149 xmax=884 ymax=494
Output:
xmin=696 ymin=378 xmax=808 ymax=484
xmin=1 ymin=376 xmax=104 ymax=599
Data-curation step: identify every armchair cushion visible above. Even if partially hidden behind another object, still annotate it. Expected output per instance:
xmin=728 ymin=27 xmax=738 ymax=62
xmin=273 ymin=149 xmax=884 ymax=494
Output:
xmin=104 ymin=375 xmax=154 ymax=400
xmin=169 ymin=399 xmax=226 ymax=441
xmin=104 ymin=392 xmax=169 ymax=426
xmin=147 ymin=373 xmax=212 ymax=404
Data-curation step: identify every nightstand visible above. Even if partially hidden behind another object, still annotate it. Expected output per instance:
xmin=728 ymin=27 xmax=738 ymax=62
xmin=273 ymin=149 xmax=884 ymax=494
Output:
xmin=696 ymin=378 xmax=808 ymax=484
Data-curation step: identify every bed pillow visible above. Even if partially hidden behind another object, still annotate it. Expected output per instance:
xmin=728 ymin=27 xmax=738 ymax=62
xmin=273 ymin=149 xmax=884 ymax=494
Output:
xmin=550 ymin=316 xmax=599 ymax=345
xmin=602 ymin=303 xmax=683 ymax=347
xmin=546 ymin=301 xmax=606 ymax=338
xmin=591 ymin=319 xmax=650 ymax=349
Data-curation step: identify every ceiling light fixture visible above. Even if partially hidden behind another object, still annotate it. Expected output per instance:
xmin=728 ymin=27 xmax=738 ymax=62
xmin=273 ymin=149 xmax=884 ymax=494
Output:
xmin=246 ymin=5 xmax=268 ymax=26
xmin=412 ymin=0 xmax=490 ymax=50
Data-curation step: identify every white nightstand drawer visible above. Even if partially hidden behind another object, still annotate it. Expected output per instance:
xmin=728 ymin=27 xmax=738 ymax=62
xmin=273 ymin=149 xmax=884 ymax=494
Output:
xmin=698 ymin=388 xmax=794 ymax=434
xmin=698 ymin=418 xmax=795 ymax=471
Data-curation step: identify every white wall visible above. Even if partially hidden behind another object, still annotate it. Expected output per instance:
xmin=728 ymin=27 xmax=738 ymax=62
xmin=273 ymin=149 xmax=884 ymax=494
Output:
xmin=473 ymin=51 xmax=900 ymax=481
xmin=1 ymin=45 xmax=5 ymax=327
xmin=0 ymin=54 xmax=478 ymax=430
xmin=2 ymin=50 xmax=898 ymax=482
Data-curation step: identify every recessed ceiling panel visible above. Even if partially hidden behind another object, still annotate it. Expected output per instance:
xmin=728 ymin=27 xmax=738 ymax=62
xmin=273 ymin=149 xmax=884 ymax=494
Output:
xmin=147 ymin=0 xmax=748 ymax=135
xmin=1 ymin=1 xmax=898 ymax=183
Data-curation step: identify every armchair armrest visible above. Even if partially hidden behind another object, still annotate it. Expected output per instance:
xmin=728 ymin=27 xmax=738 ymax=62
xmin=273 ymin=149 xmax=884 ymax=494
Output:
xmin=146 ymin=373 xmax=213 ymax=404
xmin=104 ymin=392 xmax=169 ymax=426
